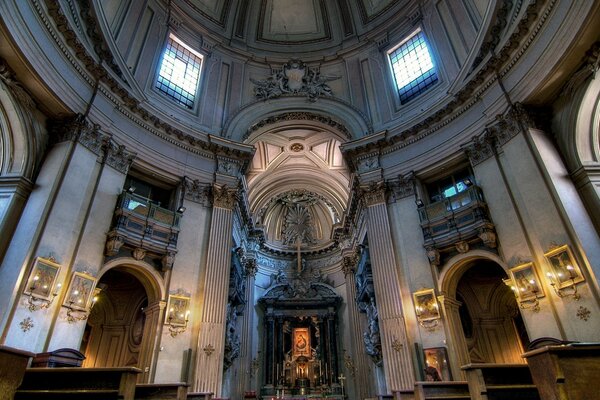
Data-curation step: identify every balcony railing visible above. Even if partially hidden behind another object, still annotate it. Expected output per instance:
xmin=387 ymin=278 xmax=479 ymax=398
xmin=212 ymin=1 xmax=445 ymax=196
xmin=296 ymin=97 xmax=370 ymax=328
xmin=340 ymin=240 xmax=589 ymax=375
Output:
xmin=418 ymin=185 xmax=494 ymax=250
xmin=105 ymin=192 xmax=181 ymax=262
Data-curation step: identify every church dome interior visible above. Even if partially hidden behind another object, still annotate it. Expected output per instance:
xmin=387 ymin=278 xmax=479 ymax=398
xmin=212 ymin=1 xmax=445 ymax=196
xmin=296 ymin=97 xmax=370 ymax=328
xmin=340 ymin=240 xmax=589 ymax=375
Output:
xmin=0 ymin=0 xmax=599 ymax=399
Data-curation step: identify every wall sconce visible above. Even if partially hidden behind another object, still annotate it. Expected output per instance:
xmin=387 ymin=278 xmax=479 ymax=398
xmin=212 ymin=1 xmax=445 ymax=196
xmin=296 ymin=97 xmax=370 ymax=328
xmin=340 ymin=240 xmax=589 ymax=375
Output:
xmin=506 ymin=262 xmax=545 ymax=312
xmin=415 ymin=199 xmax=424 ymax=207
xmin=24 ymin=257 xmax=62 ymax=312
xmin=544 ymin=245 xmax=584 ymax=301
xmin=63 ymin=272 xmax=99 ymax=323
xmin=413 ymin=289 xmax=441 ymax=330
xmin=165 ymin=294 xmax=190 ymax=337
xmin=177 ymin=206 xmax=186 ymax=213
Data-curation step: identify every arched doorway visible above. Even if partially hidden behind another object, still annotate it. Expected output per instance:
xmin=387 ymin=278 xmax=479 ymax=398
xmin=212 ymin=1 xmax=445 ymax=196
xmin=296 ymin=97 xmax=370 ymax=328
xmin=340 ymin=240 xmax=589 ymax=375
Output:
xmin=80 ymin=266 xmax=163 ymax=382
xmin=441 ymin=257 xmax=530 ymax=378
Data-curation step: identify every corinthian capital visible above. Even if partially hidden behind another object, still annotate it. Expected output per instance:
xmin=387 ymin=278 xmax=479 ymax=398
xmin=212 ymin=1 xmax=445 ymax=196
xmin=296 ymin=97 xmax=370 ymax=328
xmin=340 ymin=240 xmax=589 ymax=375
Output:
xmin=360 ymin=181 xmax=387 ymax=206
xmin=342 ymin=253 xmax=359 ymax=276
xmin=212 ymin=184 xmax=239 ymax=209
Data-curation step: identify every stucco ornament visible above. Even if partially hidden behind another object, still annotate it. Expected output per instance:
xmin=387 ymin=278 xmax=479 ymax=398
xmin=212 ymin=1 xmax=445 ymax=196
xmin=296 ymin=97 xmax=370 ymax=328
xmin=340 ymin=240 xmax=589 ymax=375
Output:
xmin=250 ymin=59 xmax=339 ymax=102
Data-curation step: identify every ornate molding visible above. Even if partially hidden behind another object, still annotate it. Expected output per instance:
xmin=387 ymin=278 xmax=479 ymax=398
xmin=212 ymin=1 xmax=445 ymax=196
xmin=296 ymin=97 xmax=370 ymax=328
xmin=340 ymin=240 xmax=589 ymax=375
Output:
xmin=216 ymin=155 xmax=242 ymax=177
xmin=244 ymin=258 xmax=258 ymax=278
xmin=388 ymin=174 xmax=415 ymax=202
xmin=250 ymin=59 xmax=339 ymax=102
xmin=105 ymin=142 xmax=136 ymax=174
xmin=0 ymin=57 xmax=35 ymax=110
xmin=244 ymin=111 xmax=352 ymax=141
xmin=184 ymin=177 xmax=211 ymax=206
xmin=342 ymin=253 xmax=359 ymax=276
xmin=464 ymin=133 xmax=496 ymax=167
xmin=212 ymin=184 xmax=238 ymax=209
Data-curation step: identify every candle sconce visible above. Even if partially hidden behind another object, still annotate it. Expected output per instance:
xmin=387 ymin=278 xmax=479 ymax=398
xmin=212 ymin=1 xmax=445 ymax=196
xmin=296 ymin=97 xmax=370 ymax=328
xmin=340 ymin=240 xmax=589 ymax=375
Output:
xmin=505 ymin=262 xmax=544 ymax=312
xmin=166 ymin=294 xmax=190 ymax=337
xmin=23 ymin=257 xmax=62 ymax=312
xmin=544 ymin=245 xmax=584 ymax=301
xmin=63 ymin=272 xmax=99 ymax=323
xmin=413 ymin=288 xmax=441 ymax=330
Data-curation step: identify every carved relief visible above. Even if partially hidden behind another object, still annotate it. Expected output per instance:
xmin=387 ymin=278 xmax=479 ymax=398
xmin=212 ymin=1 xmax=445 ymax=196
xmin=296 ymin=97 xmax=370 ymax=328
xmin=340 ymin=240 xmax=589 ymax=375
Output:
xmin=132 ymin=247 xmax=146 ymax=260
xmin=105 ymin=234 xmax=124 ymax=256
xmin=388 ymin=174 xmax=415 ymax=202
xmin=362 ymin=300 xmax=382 ymax=366
xmin=161 ymin=251 xmax=176 ymax=271
xmin=212 ymin=184 xmax=238 ymax=209
xmin=478 ymin=225 xmax=497 ymax=248
xmin=356 ymin=154 xmax=380 ymax=173
xmin=216 ymin=156 xmax=241 ymax=177
xmin=342 ymin=253 xmax=359 ymax=276
xmin=0 ymin=57 xmax=35 ymax=110
xmin=465 ymin=134 xmax=495 ymax=167
xmin=105 ymin=143 xmax=136 ymax=174
xmin=425 ymin=246 xmax=440 ymax=267
xmin=244 ymin=112 xmax=352 ymax=140
xmin=250 ymin=59 xmax=339 ymax=102
xmin=184 ymin=177 xmax=211 ymax=206
xmin=360 ymin=182 xmax=387 ymax=206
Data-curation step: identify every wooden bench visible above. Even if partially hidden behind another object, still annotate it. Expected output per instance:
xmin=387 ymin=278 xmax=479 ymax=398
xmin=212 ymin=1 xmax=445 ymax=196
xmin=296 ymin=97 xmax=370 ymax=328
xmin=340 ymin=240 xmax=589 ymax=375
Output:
xmin=414 ymin=381 xmax=470 ymax=400
xmin=187 ymin=392 xmax=213 ymax=400
xmin=523 ymin=343 xmax=600 ymax=400
xmin=393 ymin=389 xmax=415 ymax=400
xmin=462 ymin=363 xmax=539 ymax=400
xmin=135 ymin=383 xmax=188 ymax=399
xmin=14 ymin=366 xmax=140 ymax=400
xmin=0 ymin=345 xmax=35 ymax=400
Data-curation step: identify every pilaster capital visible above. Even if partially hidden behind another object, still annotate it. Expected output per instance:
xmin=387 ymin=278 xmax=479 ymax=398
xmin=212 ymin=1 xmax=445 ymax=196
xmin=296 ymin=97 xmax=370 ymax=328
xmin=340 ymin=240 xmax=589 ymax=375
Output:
xmin=212 ymin=184 xmax=239 ymax=209
xmin=184 ymin=177 xmax=211 ymax=206
xmin=244 ymin=258 xmax=258 ymax=278
xmin=216 ymin=155 xmax=242 ymax=177
xmin=341 ymin=253 xmax=359 ymax=277
xmin=360 ymin=181 xmax=387 ymax=206
xmin=464 ymin=133 xmax=496 ymax=167
xmin=387 ymin=173 xmax=415 ymax=203
xmin=105 ymin=142 xmax=136 ymax=174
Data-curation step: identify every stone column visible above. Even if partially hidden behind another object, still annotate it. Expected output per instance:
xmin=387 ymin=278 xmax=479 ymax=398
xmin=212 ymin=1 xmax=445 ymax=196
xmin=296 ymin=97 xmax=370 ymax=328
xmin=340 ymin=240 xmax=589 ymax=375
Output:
xmin=236 ymin=258 xmax=257 ymax=396
xmin=342 ymin=253 xmax=375 ymax=399
xmin=361 ymin=182 xmax=414 ymax=392
xmin=264 ymin=312 xmax=276 ymax=389
xmin=194 ymin=184 xmax=238 ymax=395
xmin=139 ymin=300 xmax=167 ymax=383
xmin=326 ymin=308 xmax=339 ymax=385
xmin=438 ymin=295 xmax=469 ymax=380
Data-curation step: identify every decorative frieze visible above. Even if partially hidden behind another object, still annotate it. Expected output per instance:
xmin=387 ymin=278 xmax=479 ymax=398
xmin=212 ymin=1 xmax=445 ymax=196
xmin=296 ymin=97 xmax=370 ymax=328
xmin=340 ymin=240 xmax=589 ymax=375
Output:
xmin=243 ymin=111 xmax=352 ymax=140
xmin=212 ymin=184 xmax=239 ymax=209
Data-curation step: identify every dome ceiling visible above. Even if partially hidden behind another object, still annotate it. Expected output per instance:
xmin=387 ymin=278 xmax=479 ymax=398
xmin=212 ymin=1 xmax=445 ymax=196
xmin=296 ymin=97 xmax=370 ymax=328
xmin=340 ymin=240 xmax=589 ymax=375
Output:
xmin=247 ymin=124 xmax=349 ymax=254
xmin=173 ymin=0 xmax=416 ymax=57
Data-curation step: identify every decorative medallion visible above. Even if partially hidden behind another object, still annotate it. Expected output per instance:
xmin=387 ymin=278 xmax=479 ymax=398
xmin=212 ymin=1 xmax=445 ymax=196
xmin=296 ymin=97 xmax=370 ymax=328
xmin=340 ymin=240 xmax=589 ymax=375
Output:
xmin=204 ymin=344 xmax=215 ymax=356
xmin=576 ymin=306 xmax=591 ymax=321
xmin=19 ymin=317 xmax=34 ymax=332
xmin=391 ymin=338 xmax=404 ymax=352
xmin=290 ymin=143 xmax=304 ymax=152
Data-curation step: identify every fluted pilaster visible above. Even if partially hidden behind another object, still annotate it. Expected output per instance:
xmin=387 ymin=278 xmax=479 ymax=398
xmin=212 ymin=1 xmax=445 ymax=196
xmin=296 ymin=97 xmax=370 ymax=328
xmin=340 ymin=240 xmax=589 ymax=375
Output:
xmin=342 ymin=253 xmax=375 ymax=399
xmin=235 ymin=259 xmax=257 ymax=396
xmin=194 ymin=185 xmax=237 ymax=395
xmin=361 ymin=183 xmax=414 ymax=392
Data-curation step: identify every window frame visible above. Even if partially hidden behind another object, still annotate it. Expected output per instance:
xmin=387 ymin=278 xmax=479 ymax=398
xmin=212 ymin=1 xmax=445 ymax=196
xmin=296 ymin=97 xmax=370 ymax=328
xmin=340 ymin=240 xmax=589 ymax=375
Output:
xmin=386 ymin=27 xmax=440 ymax=105
xmin=154 ymin=33 xmax=204 ymax=110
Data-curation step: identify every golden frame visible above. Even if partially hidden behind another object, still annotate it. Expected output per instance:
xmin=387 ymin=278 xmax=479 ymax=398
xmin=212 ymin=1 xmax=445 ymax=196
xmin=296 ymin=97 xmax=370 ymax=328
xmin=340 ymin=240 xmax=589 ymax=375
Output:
xmin=63 ymin=272 xmax=97 ymax=311
xmin=544 ymin=245 xmax=584 ymax=289
xmin=165 ymin=294 xmax=190 ymax=326
xmin=24 ymin=257 xmax=62 ymax=301
xmin=292 ymin=327 xmax=311 ymax=357
xmin=508 ymin=262 xmax=544 ymax=302
xmin=413 ymin=288 xmax=440 ymax=322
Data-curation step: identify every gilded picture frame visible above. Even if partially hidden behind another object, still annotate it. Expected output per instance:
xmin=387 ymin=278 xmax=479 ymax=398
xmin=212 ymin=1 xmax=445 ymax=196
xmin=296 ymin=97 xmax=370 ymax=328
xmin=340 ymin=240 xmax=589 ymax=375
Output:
xmin=24 ymin=257 xmax=61 ymax=301
xmin=165 ymin=294 xmax=190 ymax=326
xmin=544 ymin=245 xmax=584 ymax=289
xmin=413 ymin=288 xmax=440 ymax=322
xmin=64 ymin=272 xmax=97 ymax=311
xmin=508 ymin=262 xmax=544 ymax=302
xmin=292 ymin=327 xmax=311 ymax=357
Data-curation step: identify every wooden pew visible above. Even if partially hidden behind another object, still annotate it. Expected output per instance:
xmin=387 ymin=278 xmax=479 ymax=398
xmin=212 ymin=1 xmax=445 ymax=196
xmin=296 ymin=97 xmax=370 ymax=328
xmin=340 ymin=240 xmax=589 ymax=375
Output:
xmin=523 ymin=344 xmax=600 ymax=400
xmin=414 ymin=381 xmax=470 ymax=400
xmin=135 ymin=383 xmax=189 ymax=400
xmin=0 ymin=345 xmax=34 ymax=400
xmin=14 ymin=366 xmax=140 ymax=400
xmin=187 ymin=392 xmax=213 ymax=400
xmin=462 ymin=363 xmax=539 ymax=400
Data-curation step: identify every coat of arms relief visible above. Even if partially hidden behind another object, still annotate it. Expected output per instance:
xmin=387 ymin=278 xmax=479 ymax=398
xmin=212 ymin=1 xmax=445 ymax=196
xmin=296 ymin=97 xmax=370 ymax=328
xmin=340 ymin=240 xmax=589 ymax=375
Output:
xmin=250 ymin=59 xmax=339 ymax=102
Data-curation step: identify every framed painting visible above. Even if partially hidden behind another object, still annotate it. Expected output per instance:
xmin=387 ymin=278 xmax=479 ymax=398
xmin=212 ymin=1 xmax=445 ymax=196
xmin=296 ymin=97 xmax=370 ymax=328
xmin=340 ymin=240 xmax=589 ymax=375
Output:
xmin=64 ymin=272 xmax=97 ymax=311
xmin=24 ymin=257 xmax=61 ymax=300
xmin=508 ymin=262 xmax=544 ymax=302
xmin=413 ymin=288 xmax=440 ymax=322
xmin=423 ymin=347 xmax=451 ymax=381
xmin=544 ymin=245 xmax=584 ymax=289
xmin=166 ymin=294 xmax=190 ymax=326
xmin=292 ymin=327 xmax=311 ymax=357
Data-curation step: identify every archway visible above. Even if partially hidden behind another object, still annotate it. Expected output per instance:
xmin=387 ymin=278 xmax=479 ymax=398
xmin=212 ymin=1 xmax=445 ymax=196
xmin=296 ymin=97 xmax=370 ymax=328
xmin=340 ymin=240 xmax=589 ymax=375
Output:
xmin=440 ymin=256 xmax=529 ymax=379
xmin=80 ymin=265 xmax=164 ymax=383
